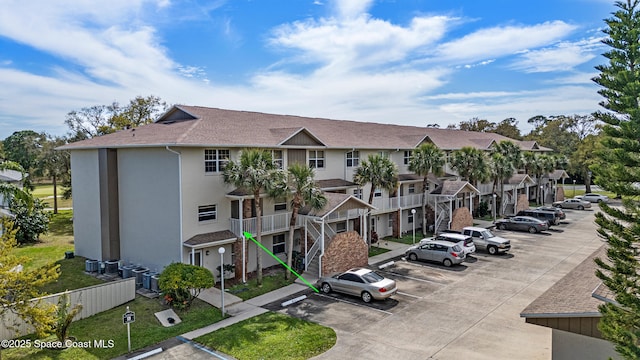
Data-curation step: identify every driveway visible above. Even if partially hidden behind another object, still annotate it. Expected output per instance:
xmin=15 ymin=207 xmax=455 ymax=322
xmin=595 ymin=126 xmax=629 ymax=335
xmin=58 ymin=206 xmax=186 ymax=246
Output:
xmin=265 ymin=207 xmax=604 ymax=359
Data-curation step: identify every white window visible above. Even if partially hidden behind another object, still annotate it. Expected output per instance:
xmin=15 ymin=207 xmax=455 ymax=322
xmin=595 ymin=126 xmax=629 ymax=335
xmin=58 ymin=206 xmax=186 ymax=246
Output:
xmin=346 ymin=151 xmax=359 ymax=167
xmin=404 ymin=151 xmax=413 ymax=165
xmin=274 ymin=198 xmax=287 ymax=212
xmin=353 ymin=189 xmax=363 ymax=199
xmin=309 ymin=150 xmax=325 ymax=169
xmin=204 ymin=149 xmax=230 ymax=173
xmin=272 ymin=234 xmax=285 ymax=254
xmin=408 ymin=211 xmax=414 ymax=224
xmin=198 ymin=205 xmax=217 ymax=222
xmin=378 ymin=151 xmax=389 ymax=159
xmin=190 ymin=251 xmax=202 ymax=266
xmin=408 ymin=184 xmax=416 ymax=194
xmin=336 ymin=222 xmax=347 ymax=233
xmin=388 ymin=216 xmax=393 ymax=229
xmin=374 ymin=188 xmax=382 ymax=198
xmin=271 ymin=150 xmax=284 ymax=169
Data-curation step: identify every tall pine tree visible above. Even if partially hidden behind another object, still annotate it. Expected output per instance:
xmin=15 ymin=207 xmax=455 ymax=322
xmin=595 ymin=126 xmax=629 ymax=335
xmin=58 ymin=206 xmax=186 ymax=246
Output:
xmin=591 ymin=1 xmax=640 ymax=358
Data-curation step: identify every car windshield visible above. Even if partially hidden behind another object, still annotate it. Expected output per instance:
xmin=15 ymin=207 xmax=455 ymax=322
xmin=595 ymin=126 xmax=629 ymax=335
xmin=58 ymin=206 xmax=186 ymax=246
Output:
xmin=481 ymin=230 xmax=494 ymax=238
xmin=361 ymin=271 xmax=384 ymax=283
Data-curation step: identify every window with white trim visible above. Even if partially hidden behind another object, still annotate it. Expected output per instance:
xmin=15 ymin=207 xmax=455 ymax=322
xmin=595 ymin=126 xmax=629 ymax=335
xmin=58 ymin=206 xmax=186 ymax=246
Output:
xmin=272 ymin=234 xmax=285 ymax=254
xmin=336 ymin=222 xmax=347 ymax=233
xmin=353 ymin=189 xmax=363 ymax=199
xmin=404 ymin=151 xmax=413 ymax=165
xmin=378 ymin=151 xmax=389 ymax=158
xmin=271 ymin=150 xmax=284 ymax=169
xmin=408 ymin=184 xmax=416 ymax=194
xmin=408 ymin=211 xmax=414 ymax=223
xmin=309 ymin=150 xmax=325 ymax=169
xmin=274 ymin=198 xmax=287 ymax=212
xmin=204 ymin=149 xmax=230 ymax=173
xmin=388 ymin=216 xmax=393 ymax=229
xmin=198 ymin=204 xmax=217 ymax=222
xmin=374 ymin=188 xmax=382 ymax=197
xmin=346 ymin=151 xmax=359 ymax=167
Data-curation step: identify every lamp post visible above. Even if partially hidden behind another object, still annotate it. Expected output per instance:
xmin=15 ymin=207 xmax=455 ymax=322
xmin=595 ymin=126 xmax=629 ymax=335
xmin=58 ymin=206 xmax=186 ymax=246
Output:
xmin=218 ymin=247 xmax=226 ymax=316
xmin=573 ymin=179 xmax=576 ymax=198
xmin=492 ymin=193 xmax=497 ymax=223
xmin=540 ymin=185 xmax=544 ymax=205
xmin=411 ymin=209 xmax=416 ymax=244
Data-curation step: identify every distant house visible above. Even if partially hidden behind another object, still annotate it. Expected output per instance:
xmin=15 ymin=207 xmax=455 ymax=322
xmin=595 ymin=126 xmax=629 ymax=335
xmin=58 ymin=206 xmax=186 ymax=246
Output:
xmin=58 ymin=105 xmax=553 ymax=280
xmin=0 ymin=168 xmax=24 ymax=210
xmin=520 ymin=245 xmax=620 ymax=360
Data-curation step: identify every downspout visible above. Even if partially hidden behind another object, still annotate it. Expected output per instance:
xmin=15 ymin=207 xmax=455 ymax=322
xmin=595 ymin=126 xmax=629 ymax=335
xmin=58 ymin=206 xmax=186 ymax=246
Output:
xmin=240 ymin=198 xmax=245 ymax=283
xmin=165 ymin=146 xmax=183 ymax=264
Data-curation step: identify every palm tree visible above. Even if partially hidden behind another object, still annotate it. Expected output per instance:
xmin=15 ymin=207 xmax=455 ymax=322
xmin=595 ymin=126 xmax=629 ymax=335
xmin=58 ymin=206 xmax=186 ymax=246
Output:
xmin=223 ymin=149 xmax=286 ymax=285
xmin=408 ymin=143 xmax=445 ymax=233
xmin=488 ymin=153 xmax=514 ymax=215
xmin=283 ymin=164 xmax=327 ymax=280
xmin=522 ymin=153 xmax=555 ymax=204
xmin=450 ymin=147 xmax=488 ymax=187
xmin=354 ymin=154 xmax=398 ymax=246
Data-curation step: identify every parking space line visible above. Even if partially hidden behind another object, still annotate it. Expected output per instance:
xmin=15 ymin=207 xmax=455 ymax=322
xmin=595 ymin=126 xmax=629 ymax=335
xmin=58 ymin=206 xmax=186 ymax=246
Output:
xmin=313 ymin=293 xmax=394 ymax=315
xmin=378 ymin=268 xmax=448 ymax=285
xmin=397 ymin=291 xmax=421 ymax=299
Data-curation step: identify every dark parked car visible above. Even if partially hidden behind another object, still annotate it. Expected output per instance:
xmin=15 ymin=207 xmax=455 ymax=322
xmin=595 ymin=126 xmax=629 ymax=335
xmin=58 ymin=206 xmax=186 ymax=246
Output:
xmin=495 ymin=216 xmax=549 ymax=233
xmin=536 ymin=206 xmax=566 ymax=220
xmin=516 ymin=209 xmax=558 ymax=226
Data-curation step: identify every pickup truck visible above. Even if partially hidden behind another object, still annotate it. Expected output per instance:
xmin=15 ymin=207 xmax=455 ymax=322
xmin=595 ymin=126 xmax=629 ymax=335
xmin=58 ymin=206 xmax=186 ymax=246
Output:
xmin=461 ymin=226 xmax=511 ymax=255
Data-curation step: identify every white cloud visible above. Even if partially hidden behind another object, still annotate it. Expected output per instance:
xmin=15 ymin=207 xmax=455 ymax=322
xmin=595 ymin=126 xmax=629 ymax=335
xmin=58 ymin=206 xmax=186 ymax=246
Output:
xmin=331 ymin=0 xmax=374 ymax=20
xmin=511 ymin=37 xmax=604 ymax=72
xmin=435 ymin=21 xmax=577 ymax=63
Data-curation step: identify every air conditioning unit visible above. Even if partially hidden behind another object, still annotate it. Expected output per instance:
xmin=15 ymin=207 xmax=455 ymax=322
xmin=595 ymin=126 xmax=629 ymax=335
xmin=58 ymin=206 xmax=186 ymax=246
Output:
xmin=150 ymin=274 xmax=160 ymax=292
xmin=105 ymin=260 xmax=119 ymax=274
xmin=132 ymin=267 xmax=149 ymax=289
xmin=85 ymin=259 xmax=99 ymax=272
xmin=143 ymin=272 xmax=156 ymax=290
xmin=121 ymin=265 xmax=133 ymax=279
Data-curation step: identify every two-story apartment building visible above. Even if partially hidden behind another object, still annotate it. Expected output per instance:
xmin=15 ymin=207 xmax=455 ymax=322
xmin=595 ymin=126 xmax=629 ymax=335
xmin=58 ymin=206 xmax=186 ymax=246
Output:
xmin=59 ymin=105 xmax=550 ymax=280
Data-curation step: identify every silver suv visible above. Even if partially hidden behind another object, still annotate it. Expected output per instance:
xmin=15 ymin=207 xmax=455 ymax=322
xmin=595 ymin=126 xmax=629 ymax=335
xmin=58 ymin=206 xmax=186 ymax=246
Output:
xmin=420 ymin=233 xmax=476 ymax=255
xmin=461 ymin=226 xmax=511 ymax=255
xmin=405 ymin=240 xmax=466 ymax=267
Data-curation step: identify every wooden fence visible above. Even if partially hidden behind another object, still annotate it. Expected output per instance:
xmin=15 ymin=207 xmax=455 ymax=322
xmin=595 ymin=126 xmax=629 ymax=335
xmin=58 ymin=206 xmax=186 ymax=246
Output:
xmin=1 ymin=277 xmax=136 ymax=340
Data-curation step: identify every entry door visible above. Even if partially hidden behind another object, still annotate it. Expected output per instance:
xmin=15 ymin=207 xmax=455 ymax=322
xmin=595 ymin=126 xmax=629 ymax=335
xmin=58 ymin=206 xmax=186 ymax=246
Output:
xmin=190 ymin=250 xmax=202 ymax=267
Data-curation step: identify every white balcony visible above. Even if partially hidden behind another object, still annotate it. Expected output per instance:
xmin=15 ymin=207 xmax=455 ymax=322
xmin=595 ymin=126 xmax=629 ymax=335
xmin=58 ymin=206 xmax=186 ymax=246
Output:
xmin=229 ymin=212 xmax=303 ymax=237
xmin=371 ymin=194 xmax=424 ymax=214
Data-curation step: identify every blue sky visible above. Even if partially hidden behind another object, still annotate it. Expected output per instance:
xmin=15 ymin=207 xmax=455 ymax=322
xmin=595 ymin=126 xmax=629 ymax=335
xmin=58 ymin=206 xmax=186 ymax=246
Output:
xmin=0 ymin=0 xmax=616 ymax=139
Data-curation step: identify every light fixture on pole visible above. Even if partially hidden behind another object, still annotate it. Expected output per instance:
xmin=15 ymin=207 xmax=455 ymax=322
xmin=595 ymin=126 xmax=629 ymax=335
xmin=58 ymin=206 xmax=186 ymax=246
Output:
xmin=218 ymin=247 xmax=226 ymax=316
xmin=411 ymin=209 xmax=416 ymax=245
xmin=492 ymin=193 xmax=497 ymax=223
xmin=573 ymin=179 xmax=576 ymax=198
xmin=540 ymin=185 xmax=544 ymax=205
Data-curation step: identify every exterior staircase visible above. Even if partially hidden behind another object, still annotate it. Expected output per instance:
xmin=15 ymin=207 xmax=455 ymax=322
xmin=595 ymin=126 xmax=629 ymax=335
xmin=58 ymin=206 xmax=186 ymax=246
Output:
xmin=303 ymin=219 xmax=336 ymax=278
xmin=434 ymin=202 xmax=450 ymax=234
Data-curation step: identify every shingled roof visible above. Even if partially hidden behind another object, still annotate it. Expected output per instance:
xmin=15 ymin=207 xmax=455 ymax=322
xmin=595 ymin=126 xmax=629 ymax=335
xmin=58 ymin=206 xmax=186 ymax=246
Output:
xmin=59 ymin=105 xmax=552 ymax=152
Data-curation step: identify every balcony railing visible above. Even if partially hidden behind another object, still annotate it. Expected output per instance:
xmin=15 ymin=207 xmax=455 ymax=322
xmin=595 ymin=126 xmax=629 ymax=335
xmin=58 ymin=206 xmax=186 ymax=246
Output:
xmin=229 ymin=212 xmax=303 ymax=237
xmin=371 ymin=194 xmax=425 ymax=213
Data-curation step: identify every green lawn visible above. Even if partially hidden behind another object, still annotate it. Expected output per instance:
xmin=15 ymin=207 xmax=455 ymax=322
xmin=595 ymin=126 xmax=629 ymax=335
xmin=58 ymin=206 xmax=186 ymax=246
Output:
xmin=226 ymin=272 xmax=296 ymax=300
xmin=3 ymin=297 xmax=222 ymax=360
xmin=13 ymin=210 xmax=75 ymax=271
xmin=39 ymin=256 xmax=104 ymax=294
xmin=383 ymin=232 xmax=428 ymax=245
xmin=368 ymin=246 xmax=390 ymax=257
xmin=195 ymin=312 xmax=336 ymax=360
xmin=32 ymin=183 xmax=73 ymax=209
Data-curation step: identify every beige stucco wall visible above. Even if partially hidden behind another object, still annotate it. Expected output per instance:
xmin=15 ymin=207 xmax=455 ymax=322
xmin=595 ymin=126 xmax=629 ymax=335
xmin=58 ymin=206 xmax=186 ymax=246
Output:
xmin=70 ymin=149 xmax=103 ymax=261
xmin=552 ymin=329 xmax=619 ymax=360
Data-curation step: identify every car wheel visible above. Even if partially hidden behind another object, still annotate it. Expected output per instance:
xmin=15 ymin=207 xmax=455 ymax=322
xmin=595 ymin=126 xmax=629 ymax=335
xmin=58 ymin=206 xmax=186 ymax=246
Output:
xmin=498 ymin=224 xmax=507 ymax=230
xmin=488 ymin=246 xmax=498 ymax=255
xmin=578 ymin=205 xmax=584 ymax=210
xmin=443 ymin=258 xmax=453 ymax=267
xmin=321 ymin=282 xmax=332 ymax=294
xmin=528 ymin=226 xmax=537 ymax=234
xmin=408 ymin=253 xmax=418 ymax=261
xmin=361 ymin=291 xmax=372 ymax=303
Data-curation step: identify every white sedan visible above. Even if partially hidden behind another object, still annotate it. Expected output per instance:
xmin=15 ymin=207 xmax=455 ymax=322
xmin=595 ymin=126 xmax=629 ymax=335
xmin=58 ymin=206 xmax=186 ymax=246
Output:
xmin=576 ymin=193 xmax=609 ymax=203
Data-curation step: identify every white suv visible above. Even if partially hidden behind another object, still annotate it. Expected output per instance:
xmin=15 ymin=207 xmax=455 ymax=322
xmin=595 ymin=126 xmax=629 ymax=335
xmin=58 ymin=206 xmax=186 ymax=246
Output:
xmin=420 ymin=233 xmax=476 ymax=255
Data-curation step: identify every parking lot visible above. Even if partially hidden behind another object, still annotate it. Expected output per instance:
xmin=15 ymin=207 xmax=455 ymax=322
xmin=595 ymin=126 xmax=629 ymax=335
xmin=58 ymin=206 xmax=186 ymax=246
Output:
xmin=264 ymin=207 xmax=605 ymax=360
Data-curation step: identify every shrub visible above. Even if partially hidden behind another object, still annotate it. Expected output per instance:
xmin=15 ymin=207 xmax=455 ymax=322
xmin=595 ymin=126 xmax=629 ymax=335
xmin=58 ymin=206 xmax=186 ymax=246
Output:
xmin=158 ymin=263 xmax=214 ymax=310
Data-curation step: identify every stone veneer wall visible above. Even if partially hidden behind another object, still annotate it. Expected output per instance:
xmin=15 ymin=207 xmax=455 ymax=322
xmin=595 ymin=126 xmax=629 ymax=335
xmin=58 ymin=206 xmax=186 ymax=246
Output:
xmin=516 ymin=194 xmax=529 ymax=213
xmin=450 ymin=207 xmax=473 ymax=232
xmin=556 ymin=186 xmax=565 ymax=201
xmin=321 ymin=231 xmax=368 ymax=275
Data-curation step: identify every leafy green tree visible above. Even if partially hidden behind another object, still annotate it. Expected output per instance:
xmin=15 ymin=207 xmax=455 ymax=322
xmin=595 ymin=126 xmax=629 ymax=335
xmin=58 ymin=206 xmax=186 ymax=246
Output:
xmin=409 ymin=143 xmax=445 ymax=231
xmin=223 ymin=149 xmax=286 ymax=285
xmin=158 ymin=262 xmax=214 ymax=310
xmin=53 ymin=291 xmax=83 ymax=343
xmin=65 ymin=95 xmax=168 ymax=139
xmin=354 ymin=154 xmax=398 ymax=247
xmin=2 ymin=130 xmax=45 ymax=188
xmin=590 ymin=1 xmax=640 ymax=358
xmin=10 ymin=198 xmax=50 ymax=244
xmin=0 ymin=218 xmax=59 ymax=339
xmin=449 ymin=147 xmax=488 ymax=187
xmin=493 ymin=118 xmax=523 ymax=140
xmin=283 ymin=164 xmax=326 ymax=280
xmin=35 ymin=135 xmax=71 ymax=213
xmin=456 ymin=117 xmax=496 ymax=132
